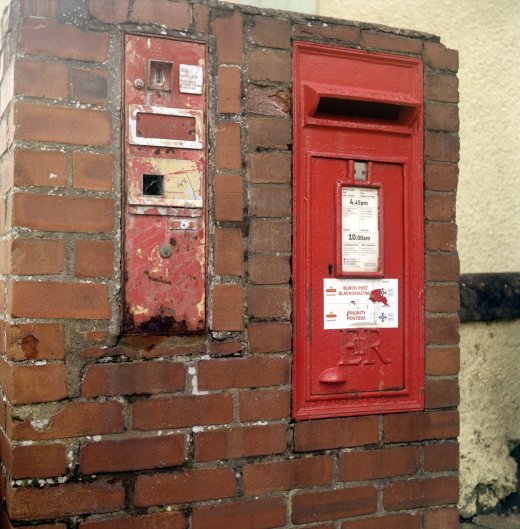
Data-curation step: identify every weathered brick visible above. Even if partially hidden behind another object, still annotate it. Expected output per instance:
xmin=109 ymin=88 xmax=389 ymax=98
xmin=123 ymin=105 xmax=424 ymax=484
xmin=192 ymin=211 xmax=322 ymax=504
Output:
xmin=384 ymin=476 xmax=459 ymax=510
xmin=425 ymin=132 xmax=459 ymax=162
xmin=9 ymin=281 xmax=110 ymax=320
xmin=425 ymin=315 xmax=459 ymax=344
xmin=362 ymin=31 xmax=423 ymax=53
xmin=80 ymin=435 xmax=185 ymax=474
xmin=248 ymin=322 xmax=291 ymax=353
xmin=212 ymin=283 xmax=243 ymax=331
xmin=250 ymin=16 xmax=291 ymax=48
xmin=425 ymin=378 xmax=460 ymax=409
xmin=249 ymin=218 xmax=291 ymax=253
xmin=207 ymin=340 xmax=241 ymax=357
xmin=133 ymin=394 xmax=233 ymax=430
xmin=247 ymin=285 xmax=291 ymax=319
xmin=425 ymin=254 xmax=460 ymax=281
xmin=15 ymin=104 xmax=112 ymax=146
xmin=341 ymin=513 xmax=420 ymax=529
xmin=292 ymin=486 xmax=377 ymax=524
xmin=425 ymin=222 xmax=457 ymax=251
xmin=72 ymin=151 xmax=113 ymax=191
xmin=425 ymin=283 xmax=460 ymax=312
xmin=197 ymin=356 xmax=290 ymax=390
xmin=135 ymin=468 xmax=236 ymax=506
xmin=248 ymin=85 xmax=291 ymax=117
xmin=239 ymin=389 xmax=290 ymax=421
xmin=425 ymin=346 xmax=460 ymax=376
xmin=195 ymin=423 xmax=287 ymax=462
xmin=248 ymin=117 xmax=291 ymax=148
xmin=248 ymin=48 xmax=291 ymax=83
xmin=248 ymin=254 xmax=290 ymax=285
xmin=215 ymin=122 xmax=241 ymax=170
xmin=194 ymin=4 xmax=209 ymax=34
xmin=130 ymin=0 xmax=191 ymax=30
xmin=82 ymin=361 xmax=185 ymax=397
xmin=424 ymin=507 xmax=459 ymax=529
xmin=7 ymin=480 xmax=125 ymax=521
xmin=89 ymin=0 xmax=130 ymax=24
xmin=12 ymin=194 xmax=114 ymax=233
xmin=12 ymin=148 xmax=67 ymax=189
xmin=249 ymin=185 xmax=291 ymax=217
xmin=425 ymin=101 xmax=459 ymax=131
xmin=294 ymin=416 xmax=379 ymax=452
xmin=424 ymin=442 xmax=459 ymax=472
xmin=294 ymin=23 xmax=360 ymax=43
xmin=14 ymin=59 xmax=67 ymax=100
xmin=80 ymin=512 xmax=184 ymax=529
xmin=243 ymin=455 xmax=333 ymax=495
xmin=425 ymin=193 xmax=456 ymax=221
xmin=384 ymin=410 xmax=459 ymax=443
xmin=71 ymin=67 xmax=108 ymax=104
xmin=19 ymin=19 xmax=109 ymax=62
xmin=425 ymin=162 xmax=459 ymax=192
xmin=74 ymin=240 xmax=114 ymax=278
xmin=424 ymin=42 xmax=459 ymax=72
xmin=218 ymin=66 xmax=241 ymax=114
xmin=10 ymin=238 xmax=65 ymax=275
xmin=424 ymin=73 xmax=459 ymax=103
xmin=248 ymin=152 xmax=291 ymax=183
xmin=215 ymin=228 xmax=243 ymax=276
xmin=5 ymin=322 xmax=65 ymax=361
xmin=214 ymin=174 xmax=243 ymax=221
xmin=213 ymin=11 xmax=243 ymax=65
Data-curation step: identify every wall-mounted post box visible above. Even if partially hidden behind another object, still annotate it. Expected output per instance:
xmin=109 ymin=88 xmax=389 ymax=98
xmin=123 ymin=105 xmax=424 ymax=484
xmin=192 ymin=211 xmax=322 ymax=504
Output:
xmin=123 ymin=35 xmax=206 ymax=335
xmin=293 ymin=43 xmax=424 ymax=419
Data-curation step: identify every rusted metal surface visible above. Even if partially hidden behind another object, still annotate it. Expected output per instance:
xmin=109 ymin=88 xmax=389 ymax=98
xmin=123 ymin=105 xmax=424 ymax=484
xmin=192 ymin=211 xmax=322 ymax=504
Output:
xmin=123 ymin=35 xmax=206 ymax=335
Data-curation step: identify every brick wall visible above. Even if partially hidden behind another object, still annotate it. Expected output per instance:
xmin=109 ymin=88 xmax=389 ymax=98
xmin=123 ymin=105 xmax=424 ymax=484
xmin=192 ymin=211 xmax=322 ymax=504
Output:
xmin=0 ymin=0 xmax=460 ymax=527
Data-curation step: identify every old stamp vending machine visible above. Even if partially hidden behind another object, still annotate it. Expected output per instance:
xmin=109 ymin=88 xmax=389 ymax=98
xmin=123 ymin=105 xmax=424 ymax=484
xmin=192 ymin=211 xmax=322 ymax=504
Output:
xmin=123 ymin=36 xmax=206 ymax=335
xmin=293 ymin=43 xmax=424 ymax=419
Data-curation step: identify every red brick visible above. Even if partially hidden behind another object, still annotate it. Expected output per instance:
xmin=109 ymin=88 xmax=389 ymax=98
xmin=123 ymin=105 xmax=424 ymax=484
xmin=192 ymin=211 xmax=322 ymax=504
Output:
xmin=215 ymin=228 xmax=243 ymax=276
xmin=208 ymin=340 xmax=242 ymax=357
xmin=0 ymin=358 xmax=67 ymax=404
xmin=425 ymin=222 xmax=457 ymax=251
xmin=9 ymin=281 xmax=110 ymax=320
xmin=15 ymin=104 xmax=112 ymax=146
xmin=243 ymin=455 xmax=333 ymax=495
xmin=213 ymin=11 xmax=243 ymax=65
xmin=425 ymin=73 xmax=459 ymax=103
xmin=7 ymin=480 xmax=125 ymax=521
xmin=425 ymin=132 xmax=459 ymax=162
xmin=250 ymin=16 xmax=291 ymax=48
xmin=198 ymin=356 xmax=290 ymax=390
xmin=218 ymin=66 xmax=241 ymax=114
xmin=73 ymin=151 xmax=113 ymax=191
xmin=342 ymin=513 xmax=420 ymax=529
xmin=71 ymin=67 xmax=108 ymax=104
xmin=248 ymin=85 xmax=291 ymax=118
xmin=215 ymin=122 xmax=241 ymax=170
xmin=212 ymin=283 xmax=243 ymax=331
xmin=12 ymin=193 xmax=114 ymax=233
xmin=80 ymin=512 xmax=184 ymax=529
xmin=425 ymin=378 xmax=459 ymax=409
xmin=249 ymin=219 xmax=291 ymax=253
xmin=248 ymin=254 xmax=290 ymax=284
xmin=5 ymin=322 xmax=64 ymax=361
xmin=425 ymin=315 xmax=459 ymax=344
xmin=239 ymin=389 xmax=290 ymax=421
xmin=424 ymin=442 xmax=459 ymax=472
xmin=248 ymin=322 xmax=291 ymax=353
xmin=425 ymin=193 xmax=456 ymax=221
xmin=384 ymin=476 xmax=459 ymax=510
xmin=19 ymin=19 xmax=109 ymax=62
xmin=294 ymin=416 xmax=379 ymax=452
xmin=425 ymin=346 xmax=460 ymax=376
xmin=192 ymin=497 xmax=286 ymax=529
xmin=214 ymin=174 xmax=243 ymax=221
xmin=425 ymin=254 xmax=459 ymax=281
xmin=247 ymin=285 xmax=291 ymax=319
xmin=80 ymin=434 xmax=185 ymax=474
xmin=384 ymin=410 xmax=459 ymax=443
xmin=248 ymin=49 xmax=291 ymax=82
xmin=75 ymin=239 xmax=114 ymax=278
xmin=135 ymin=467 xmax=236 ymax=506
xmin=248 ymin=117 xmax=292 ymax=148
xmin=82 ymin=361 xmax=185 ymax=397
xmin=9 ymin=401 xmax=124 ymax=441
xmin=10 ymin=238 xmax=65 ymax=275
xmin=130 ymin=0 xmax=191 ymax=29
xmin=294 ymin=23 xmax=360 ymax=43
xmin=133 ymin=394 xmax=233 ymax=430
xmin=194 ymin=4 xmax=209 ymax=33
xmin=292 ymin=486 xmax=377 ymax=524
xmin=425 ymin=162 xmax=458 ymax=191
xmin=14 ymin=59 xmax=68 ymax=100
xmin=249 ymin=185 xmax=291 ymax=217
xmin=89 ymin=0 xmax=130 ymax=23
xmin=424 ymin=42 xmax=459 ymax=72
xmin=362 ymin=31 xmax=423 ymax=53
xmin=19 ymin=0 xmax=58 ymax=17
xmin=424 ymin=506 xmax=459 ymax=529
xmin=195 ymin=423 xmax=287 ymax=462
xmin=248 ymin=152 xmax=291 ymax=183
xmin=425 ymin=283 xmax=460 ymax=312
xmin=425 ymin=101 xmax=459 ymax=132
xmin=339 ymin=446 xmax=420 ymax=482
xmin=13 ymin=148 xmax=67 ymax=188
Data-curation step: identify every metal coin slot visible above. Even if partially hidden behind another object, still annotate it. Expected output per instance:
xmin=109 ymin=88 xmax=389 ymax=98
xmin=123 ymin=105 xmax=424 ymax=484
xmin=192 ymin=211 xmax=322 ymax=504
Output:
xmin=143 ymin=174 xmax=164 ymax=196
xmin=147 ymin=60 xmax=173 ymax=91
xmin=159 ymin=244 xmax=172 ymax=258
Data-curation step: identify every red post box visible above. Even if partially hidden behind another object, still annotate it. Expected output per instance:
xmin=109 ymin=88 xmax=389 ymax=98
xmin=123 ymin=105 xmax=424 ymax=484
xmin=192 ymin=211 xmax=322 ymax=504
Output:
xmin=123 ymin=35 xmax=206 ymax=335
xmin=293 ymin=43 xmax=424 ymax=419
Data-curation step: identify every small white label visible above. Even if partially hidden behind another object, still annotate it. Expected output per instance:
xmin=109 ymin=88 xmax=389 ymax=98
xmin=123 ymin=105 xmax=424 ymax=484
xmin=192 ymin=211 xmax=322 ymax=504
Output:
xmin=324 ymin=278 xmax=398 ymax=329
xmin=342 ymin=187 xmax=379 ymax=273
xmin=179 ymin=64 xmax=203 ymax=94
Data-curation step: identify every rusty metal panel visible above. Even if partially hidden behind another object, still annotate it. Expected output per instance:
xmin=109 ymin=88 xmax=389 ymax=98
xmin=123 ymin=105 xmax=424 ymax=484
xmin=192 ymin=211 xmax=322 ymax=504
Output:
xmin=123 ymin=35 xmax=206 ymax=335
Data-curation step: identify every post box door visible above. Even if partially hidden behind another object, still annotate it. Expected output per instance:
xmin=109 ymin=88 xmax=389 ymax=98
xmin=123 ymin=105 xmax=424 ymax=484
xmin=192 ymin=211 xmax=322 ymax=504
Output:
xmin=123 ymin=35 xmax=206 ymax=335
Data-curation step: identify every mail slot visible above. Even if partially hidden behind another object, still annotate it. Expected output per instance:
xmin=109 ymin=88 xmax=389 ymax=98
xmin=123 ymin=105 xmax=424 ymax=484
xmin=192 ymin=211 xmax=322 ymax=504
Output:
xmin=292 ymin=43 xmax=424 ymax=419
xmin=123 ymin=35 xmax=206 ymax=335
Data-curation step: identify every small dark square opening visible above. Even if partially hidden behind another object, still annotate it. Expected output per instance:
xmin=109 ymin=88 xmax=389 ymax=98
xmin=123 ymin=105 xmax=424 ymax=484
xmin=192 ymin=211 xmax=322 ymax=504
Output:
xmin=143 ymin=174 xmax=164 ymax=196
